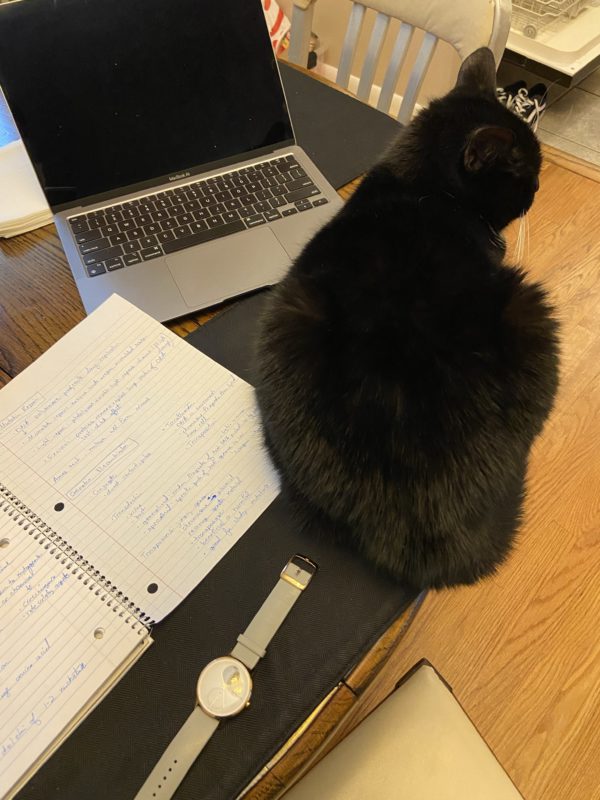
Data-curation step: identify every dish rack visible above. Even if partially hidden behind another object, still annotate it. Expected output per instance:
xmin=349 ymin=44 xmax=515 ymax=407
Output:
xmin=506 ymin=0 xmax=600 ymax=79
xmin=512 ymin=0 xmax=588 ymax=38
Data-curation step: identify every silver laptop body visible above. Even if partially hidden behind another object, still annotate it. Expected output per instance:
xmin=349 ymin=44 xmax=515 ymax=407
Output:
xmin=0 ymin=0 xmax=341 ymax=321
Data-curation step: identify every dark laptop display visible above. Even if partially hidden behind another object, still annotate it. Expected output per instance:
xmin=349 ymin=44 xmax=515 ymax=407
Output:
xmin=0 ymin=0 xmax=294 ymax=208
xmin=0 ymin=0 xmax=341 ymax=321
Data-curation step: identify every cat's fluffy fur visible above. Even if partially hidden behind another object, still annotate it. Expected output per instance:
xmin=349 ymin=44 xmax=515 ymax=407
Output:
xmin=256 ymin=48 xmax=559 ymax=589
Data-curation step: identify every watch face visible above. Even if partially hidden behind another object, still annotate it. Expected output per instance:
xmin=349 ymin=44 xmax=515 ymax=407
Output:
xmin=197 ymin=657 xmax=252 ymax=718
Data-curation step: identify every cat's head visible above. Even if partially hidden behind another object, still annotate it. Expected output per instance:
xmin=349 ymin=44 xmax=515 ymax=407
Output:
xmin=387 ymin=48 xmax=542 ymax=231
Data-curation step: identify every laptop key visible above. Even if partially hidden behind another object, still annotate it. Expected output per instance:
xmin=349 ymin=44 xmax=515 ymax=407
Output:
xmin=105 ymin=257 xmax=124 ymax=271
xmin=282 ymin=208 xmax=298 ymax=217
xmin=123 ymin=240 xmax=141 ymax=253
xmin=286 ymin=177 xmax=314 ymax=192
xmin=86 ymin=264 xmax=106 ymax=277
xmin=140 ymin=235 xmax=157 ymax=248
xmin=296 ymin=201 xmax=312 ymax=212
xmin=83 ymin=245 xmax=123 ymax=265
xmin=222 ymin=211 xmax=239 ymax=224
xmin=245 ymin=214 xmax=266 ymax=228
xmin=157 ymin=230 xmax=176 ymax=242
xmin=176 ymin=213 xmax=194 ymax=226
xmin=190 ymin=220 xmax=208 ymax=233
xmin=160 ymin=218 xmax=178 ymax=230
xmin=264 ymin=210 xmax=282 ymax=222
xmin=254 ymin=202 xmax=271 ymax=214
xmin=123 ymin=253 xmax=142 ymax=266
xmin=110 ymin=233 xmax=128 ymax=245
xmin=289 ymin=167 xmax=307 ymax=180
xmin=76 ymin=229 xmax=104 ymax=244
xmin=173 ymin=225 xmax=191 ymax=238
xmin=79 ymin=238 xmax=112 ymax=255
xmin=313 ymin=198 xmax=329 ymax=207
xmin=127 ymin=228 xmax=145 ymax=240
xmin=99 ymin=223 xmax=119 ymax=237
xmin=269 ymin=196 xmax=286 ymax=208
xmin=183 ymin=200 xmax=201 ymax=212
xmin=162 ymin=219 xmax=246 ymax=254
xmin=143 ymin=223 xmax=161 ymax=235
xmin=285 ymin=186 xmax=320 ymax=204
xmin=140 ymin=246 xmax=163 ymax=261
xmin=207 ymin=216 xmax=223 ymax=228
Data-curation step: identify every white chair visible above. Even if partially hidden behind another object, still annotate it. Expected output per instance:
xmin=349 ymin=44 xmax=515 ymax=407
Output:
xmin=286 ymin=0 xmax=512 ymax=125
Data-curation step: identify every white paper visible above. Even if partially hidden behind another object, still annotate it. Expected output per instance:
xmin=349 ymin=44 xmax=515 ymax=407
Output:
xmin=0 ymin=511 xmax=147 ymax=800
xmin=0 ymin=141 xmax=52 ymax=237
xmin=0 ymin=295 xmax=280 ymax=621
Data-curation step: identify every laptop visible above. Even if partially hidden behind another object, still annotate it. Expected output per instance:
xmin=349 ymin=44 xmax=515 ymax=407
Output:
xmin=0 ymin=0 xmax=341 ymax=322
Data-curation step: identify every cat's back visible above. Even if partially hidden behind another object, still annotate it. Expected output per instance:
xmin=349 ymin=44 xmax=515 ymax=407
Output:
xmin=258 ymin=168 xmax=557 ymax=451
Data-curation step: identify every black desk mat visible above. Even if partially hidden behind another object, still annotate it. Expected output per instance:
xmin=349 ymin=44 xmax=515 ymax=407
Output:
xmin=280 ymin=62 xmax=401 ymax=189
xmin=17 ymin=292 xmax=416 ymax=800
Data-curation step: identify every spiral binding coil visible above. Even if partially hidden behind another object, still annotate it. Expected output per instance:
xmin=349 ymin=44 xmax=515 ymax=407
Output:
xmin=0 ymin=482 xmax=153 ymax=631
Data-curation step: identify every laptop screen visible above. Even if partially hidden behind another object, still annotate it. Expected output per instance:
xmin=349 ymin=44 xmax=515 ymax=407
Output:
xmin=0 ymin=0 xmax=294 ymax=208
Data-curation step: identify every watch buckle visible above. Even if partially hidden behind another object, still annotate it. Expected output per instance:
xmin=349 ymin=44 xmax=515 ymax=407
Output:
xmin=281 ymin=554 xmax=317 ymax=590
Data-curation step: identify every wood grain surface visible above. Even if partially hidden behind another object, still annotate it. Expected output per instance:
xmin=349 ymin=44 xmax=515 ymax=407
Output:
xmin=1 ymin=143 xmax=598 ymax=800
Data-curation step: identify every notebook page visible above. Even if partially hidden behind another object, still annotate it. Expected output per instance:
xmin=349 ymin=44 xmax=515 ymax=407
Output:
xmin=0 ymin=507 xmax=149 ymax=800
xmin=0 ymin=295 xmax=279 ymax=621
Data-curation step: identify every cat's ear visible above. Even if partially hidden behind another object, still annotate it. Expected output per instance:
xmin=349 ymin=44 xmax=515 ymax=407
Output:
xmin=455 ymin=47 xmax=497 ymax=99
xmin=464 ymin=126 xmax=516 ymax=172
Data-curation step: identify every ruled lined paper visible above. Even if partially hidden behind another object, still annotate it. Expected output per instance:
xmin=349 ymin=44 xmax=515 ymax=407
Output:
xmin=0 ymin=294 xmax=279 ymax=621
xmin=0 ymin=510 xmax=149 ymax=800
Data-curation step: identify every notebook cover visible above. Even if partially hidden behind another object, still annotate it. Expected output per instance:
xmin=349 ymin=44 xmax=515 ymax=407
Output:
xmin=280 ymin=62 xmax=401 ymax=189
xmin=16 ymin=291 xmax=416 ymax=800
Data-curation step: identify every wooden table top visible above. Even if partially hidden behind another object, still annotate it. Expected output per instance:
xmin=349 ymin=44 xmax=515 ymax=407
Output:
xmin=2 ymin=117 xmax=599 ymax=798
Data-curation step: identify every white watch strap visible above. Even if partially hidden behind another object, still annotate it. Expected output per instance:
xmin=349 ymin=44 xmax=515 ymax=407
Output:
xmin=231 ymin=555 xmax=316 ymax=669
xmin=134 ymin=706 xmax=219 ymax=800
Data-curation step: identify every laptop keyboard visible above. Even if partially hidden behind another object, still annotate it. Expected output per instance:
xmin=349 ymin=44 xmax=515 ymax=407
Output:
xmin=68 ymin=154 xmax=329 ymax=278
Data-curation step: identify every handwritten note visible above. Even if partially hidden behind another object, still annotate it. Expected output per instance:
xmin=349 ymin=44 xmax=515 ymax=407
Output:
xmin=0 ymin=295 xmax=279 ymax=621
xmin=0 ymin=511 xmax=147 ymax=800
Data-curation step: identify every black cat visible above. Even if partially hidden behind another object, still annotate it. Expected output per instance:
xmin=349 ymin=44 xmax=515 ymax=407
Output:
xmin=255 ymin=48 xmax=559 ymax=590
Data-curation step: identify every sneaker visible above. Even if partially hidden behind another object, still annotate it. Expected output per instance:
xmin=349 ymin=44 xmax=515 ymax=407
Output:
xmin=529 ymin=83 xmax=549 ymax=105
xmin=511 ymin=84 xmax=548 ymax=132
xmin=496 ymin=80 xmax=526 ymax=109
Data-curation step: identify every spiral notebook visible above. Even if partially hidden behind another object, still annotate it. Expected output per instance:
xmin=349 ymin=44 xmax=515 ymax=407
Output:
xmin=0 ymin=295 xmax=279 ymax=799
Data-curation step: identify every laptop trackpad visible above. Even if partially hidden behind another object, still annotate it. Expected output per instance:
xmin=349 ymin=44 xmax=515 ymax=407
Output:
xmin=166 ymin=227 xmax=290 ymax=308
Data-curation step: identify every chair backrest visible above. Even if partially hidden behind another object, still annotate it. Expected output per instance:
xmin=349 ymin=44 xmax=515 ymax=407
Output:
xmin=288 ymin=0 xmax=512 ymax=125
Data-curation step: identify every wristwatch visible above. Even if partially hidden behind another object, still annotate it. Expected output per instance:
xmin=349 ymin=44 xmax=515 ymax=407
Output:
xmin=135 ymin=554 xmax=317 ymax=800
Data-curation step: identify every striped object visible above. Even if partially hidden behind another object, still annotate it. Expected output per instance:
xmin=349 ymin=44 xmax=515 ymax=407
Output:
xmin=262 ymin=0 xmax=291 ymax=54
